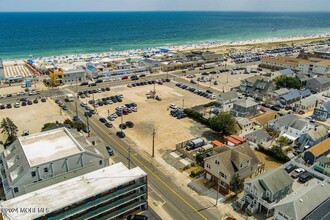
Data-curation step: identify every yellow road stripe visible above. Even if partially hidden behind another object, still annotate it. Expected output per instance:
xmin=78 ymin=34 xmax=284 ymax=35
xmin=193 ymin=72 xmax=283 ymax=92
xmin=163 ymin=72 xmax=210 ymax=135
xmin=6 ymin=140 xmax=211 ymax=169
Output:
xmin=78 ymin=107 xmax=208 ymax=220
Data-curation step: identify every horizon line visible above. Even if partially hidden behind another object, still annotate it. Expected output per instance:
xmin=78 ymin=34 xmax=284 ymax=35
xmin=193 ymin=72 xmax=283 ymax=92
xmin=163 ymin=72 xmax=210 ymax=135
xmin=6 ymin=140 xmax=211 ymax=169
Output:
xmin=1 ymin=10 xmax=330 ymax=13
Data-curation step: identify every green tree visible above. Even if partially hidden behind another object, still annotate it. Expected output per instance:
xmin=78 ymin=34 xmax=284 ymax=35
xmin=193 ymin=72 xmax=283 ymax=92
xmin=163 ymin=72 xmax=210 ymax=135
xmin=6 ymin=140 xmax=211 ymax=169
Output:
xmin=1 ymin=117 xmax=18 ymax=145
xmin=72 ymin=121 xmax=86 ymax=132
xmin=208 ymin=112 xmax=236 ymax=134
xmin=275 ymin=75 xmax=302 ymax=89
xmin=230 ymin=175 xmax=244 ymax=196
xmin=276 ymin=136 xmax=289 ymax=148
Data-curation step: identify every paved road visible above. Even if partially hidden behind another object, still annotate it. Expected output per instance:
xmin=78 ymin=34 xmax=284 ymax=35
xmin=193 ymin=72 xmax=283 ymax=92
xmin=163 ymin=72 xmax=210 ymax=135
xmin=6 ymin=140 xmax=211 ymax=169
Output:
xmin=56 ymin=94 xmax=218 ymax=220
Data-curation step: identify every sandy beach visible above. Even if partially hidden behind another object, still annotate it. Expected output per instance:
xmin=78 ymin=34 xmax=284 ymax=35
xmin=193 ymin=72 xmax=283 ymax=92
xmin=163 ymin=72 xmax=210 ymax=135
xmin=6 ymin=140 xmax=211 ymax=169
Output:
xmin=2 ymin=33 xmax=330 ymax=66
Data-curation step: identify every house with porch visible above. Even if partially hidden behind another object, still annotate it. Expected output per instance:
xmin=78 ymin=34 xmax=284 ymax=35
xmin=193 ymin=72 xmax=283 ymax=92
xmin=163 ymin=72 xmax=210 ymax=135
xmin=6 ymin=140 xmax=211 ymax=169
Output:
xmin=231 ymin=98 xmax=259 ymax=118
xmin=245 ymin=129 xmax=271 ymax=146
xmin=237 ymin=168 xmax=293 ymax=216
xmin=313 ymin=100 xmax=330 ymax=121
xmin=298 ymin=125 xmax=328 ymax=152
xmin=278 ymin=89 xmax=311 ymax=106
xmin=267 ymin=114 xmax=299 ymax=133
xmin=216 ymin=91 xmax=239 ymax=112
xmin=204 ymin=144 xmax=260 ymax=195
xmin=281 ymin=118 xmax=312 ymax=143
xmin=313 ymin=155 xmax=330 ymax=176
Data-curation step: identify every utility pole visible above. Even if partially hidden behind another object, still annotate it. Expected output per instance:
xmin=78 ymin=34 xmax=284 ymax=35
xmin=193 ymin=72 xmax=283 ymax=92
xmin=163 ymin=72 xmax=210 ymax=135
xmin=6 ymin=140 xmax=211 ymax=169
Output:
xmin=128 ymin=147 xmax=131 ymax=169
xmin=182 ymin=98 xmax=185 ymax=109
xmin=75 ymin=101 xmax=78 ymax=117
xmin=215 ymin=156 xmax=221 ymax=206
xmin=86 ymin=115 xmax=90 ymax=137
xmin=92 ymin=93 xmax=95 ymax=111
xmin=152 ymin=129 xmax=156 ymax=157
xmin=75 ymin=74 xmax=78 ymax=95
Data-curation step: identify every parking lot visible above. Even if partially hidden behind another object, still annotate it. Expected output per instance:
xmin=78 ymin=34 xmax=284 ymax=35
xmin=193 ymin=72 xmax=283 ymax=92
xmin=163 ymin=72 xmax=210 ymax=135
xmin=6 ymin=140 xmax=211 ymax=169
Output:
xmin=0 ymin=99 xmax=67 ymax=143
xmin=81 ymin=82 xmax=217 ymax=157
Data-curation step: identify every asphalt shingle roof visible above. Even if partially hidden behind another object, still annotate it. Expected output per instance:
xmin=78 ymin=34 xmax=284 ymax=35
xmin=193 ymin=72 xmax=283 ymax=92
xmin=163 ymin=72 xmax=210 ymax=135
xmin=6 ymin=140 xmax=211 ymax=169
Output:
xmin=218 ymin=91 xmax=238 ymax=102
xmin=234 ymin=98 xmax=257 ymax=108
xmin=274 ymin=181 xmax=330 ymax=220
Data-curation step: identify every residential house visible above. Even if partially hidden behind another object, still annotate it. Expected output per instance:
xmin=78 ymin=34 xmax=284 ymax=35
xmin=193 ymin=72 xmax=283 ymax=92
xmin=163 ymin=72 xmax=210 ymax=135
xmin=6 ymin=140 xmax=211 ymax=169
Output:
xmin=273 ymin=180 xmax=330 ymax=220
xmin=279 ymin=89 xmax=311 ymax=106
xmin=236 ymin=117 xmax=254 ymax=135
xmin=216 ymin=91 xmax=239 ymax=112
xmin=0 ymin=128 xmax=107 ymax=200
xmin=298 ymin=125 xmax=328 ymax=152
xmin=306 ymin=76 xmax=330 ymax=93
xmin=240 ymin=76 xmax=274 ymax=100
xmin=282 ymin=118 xmax=312 ymax=142
xmin=0 ymin=163 xmax=148 ymax=220
xmin=268 ymin=88 xmax=290 ymax=101
xmin=204 ymin=144 xmax=260 ymax=194
xmin=313 ymin=100 xmax=330 ymax=121
xmin=267 ymin=114 xmax=299 ymax=133
xmin=293 ymin=95 xmax=319 ymax=112
xmin=295 ymin=73 xmax=310 ymax=87
xmin=270 ymin=68 xmax=295 ymax=80
xmin=303 ymin=138 xmax=330 ymax=165
xmin=253 ymin=111 xmax=279 ymax=128
xmin=245 ymin=129 xmax=271 ymax=146
xmin=237 ymin=168 xmax=294 ymax=216
xmin=231 ymin=98 xmax=259 ymax=118
xmin=313 ymin=155 xmax=330 ymax=176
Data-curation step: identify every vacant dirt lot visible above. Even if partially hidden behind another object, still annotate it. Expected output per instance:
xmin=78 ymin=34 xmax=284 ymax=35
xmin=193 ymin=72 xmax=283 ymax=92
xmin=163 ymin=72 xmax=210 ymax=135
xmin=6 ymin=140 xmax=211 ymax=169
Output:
xmin=254 ymin=150 xmax=283 ymax=171
xmin=85 ymin=82 xmax=219 ymax=157
xmin=0 ymin=100 xmax=67 ymax=142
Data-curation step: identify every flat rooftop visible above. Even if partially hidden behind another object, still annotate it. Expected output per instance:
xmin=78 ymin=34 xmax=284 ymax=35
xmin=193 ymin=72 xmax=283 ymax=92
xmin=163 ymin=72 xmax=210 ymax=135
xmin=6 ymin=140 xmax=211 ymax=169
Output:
xmin=0 ymin=163 xmax=147 ymax=220
xmin=20 ymin=128 xmax=83 ymax=166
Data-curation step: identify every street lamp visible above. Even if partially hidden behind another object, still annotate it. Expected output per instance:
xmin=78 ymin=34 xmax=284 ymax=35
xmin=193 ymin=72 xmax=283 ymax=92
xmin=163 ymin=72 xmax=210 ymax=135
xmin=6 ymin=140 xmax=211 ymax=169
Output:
xmin=152 ymin=129 xmax=156 ymax=158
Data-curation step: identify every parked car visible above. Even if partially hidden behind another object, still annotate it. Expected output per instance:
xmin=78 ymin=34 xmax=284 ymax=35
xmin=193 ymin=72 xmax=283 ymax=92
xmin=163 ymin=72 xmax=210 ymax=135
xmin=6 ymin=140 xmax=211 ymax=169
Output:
xmin=105 ymin=122 xmax=113 ymax=128
xmin=6 ymin=103 xmax=12 ymax=109
xmin=116 ymin=131 xmax=126 ymax=138
xmin=41 ymin=97 xmax=47 ymax=102
xmin=99 ymin=118 xmax=107 ymax=123
xmin=284 ymin=164 xmax=295 ymax=173
xmin=127 ymin=214 xmax=148 ymax=220
xmin=119 ymin=123 xmax=127 ymax=130
xmin=73 ymin=116 xmax=80 ymax=121
xmin=298 ymin=172 xmax=313 ymax=183
xmin=84 ymin=111 xmax=92 ymax=117
xmin=270 ymin=105 xmax=280 ymax=111
xmin=291 ymin=168 xmax=305 ymax=178
xmin=126 ymin=121 xmax=134 ymax=128
xmin=106 ymin=146 xmax=114 ymax=156
xmin=62 ymin=105 xmax=68 ymax=110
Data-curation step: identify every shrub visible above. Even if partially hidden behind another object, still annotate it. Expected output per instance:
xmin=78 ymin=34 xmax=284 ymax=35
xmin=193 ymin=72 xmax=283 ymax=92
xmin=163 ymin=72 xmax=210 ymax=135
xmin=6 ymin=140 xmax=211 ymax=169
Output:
xmin=190 ymin=168 xmax=204 ymax=178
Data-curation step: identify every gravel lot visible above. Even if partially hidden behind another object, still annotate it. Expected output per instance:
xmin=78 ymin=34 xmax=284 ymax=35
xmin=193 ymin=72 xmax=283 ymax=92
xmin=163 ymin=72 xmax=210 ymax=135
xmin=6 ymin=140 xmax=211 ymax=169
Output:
xmin=84 ymin=82 xmax=219 ymax=157
xmin=0 ymin=100 xmax=67 ymax=142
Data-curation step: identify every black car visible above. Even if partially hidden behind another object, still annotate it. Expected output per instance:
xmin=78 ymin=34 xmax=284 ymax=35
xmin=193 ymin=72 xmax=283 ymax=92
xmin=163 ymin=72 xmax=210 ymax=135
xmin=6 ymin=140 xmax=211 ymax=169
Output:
xmin=90 ymin=109 xmax=96 ymax=114
xmin=119 ymin=123 xmax=127 ymax=129
xmin=284 ymin=164 xmax=295 ymax=173
xmin=0 ymin=104 xmax=5 ymax=109
xmin=6 ymin=103 xmax=12 ymax=109
xmin=89 ymin=83 xmax=97 ymax=87
xmin=27 ymin=100 xmax=33 ymax=105
xmin=20 ymin=97 xmax=27 ymax=102
xmin=106 ymin=146 xmax=114 ymax=156
xmin=22 ymin=101 xmax=27 ymax=106
xmin=99 ymin=118 xmax=107 ymax=123
xmin=6 ymin=94 xmax=12 ymax=97
xmin=96 ymin=79 xmax=103 ymax=83
xmin=41 ymin=98 xmax=47 ymax=102
xmin=101 ymin=88 xmax=106 ymax=92
xmin=298 ymin=172 xmax=313 ymax=183
xmin=55 ymin=99 xmax=61 ymax=104
xmin=105 ymin=122 xmax=113 ymax=128
xmin=116 ymin=131 xmax=126 ymax=138
xmin=270 ymin=105 xmax=280 ymax=111
xmin=62 ymin=105 xmax=68 ymax=110
xmin=84 ymin=111 xmax=92 ymax=117
xmin=33 ymin=98 xmax=39 ymax=104
xmin=206 ymin=89 xmax=213 ymax=94
xmin=126 ymin=121 xmax=134 ymax=128
xmin=82 ymin=127 xmax=90 ymax=133
xmin=80 ymin=82 xmax=88 ymax=86
xmin=73 ymin=116 xmax=80 ymax=121
xmin=116 ymin=111 xmax=123 ymax=116
xmin=105 ymin=87 xmax=111 ymax=91
xmin=127 ymin=214 xmax=148 ymax=220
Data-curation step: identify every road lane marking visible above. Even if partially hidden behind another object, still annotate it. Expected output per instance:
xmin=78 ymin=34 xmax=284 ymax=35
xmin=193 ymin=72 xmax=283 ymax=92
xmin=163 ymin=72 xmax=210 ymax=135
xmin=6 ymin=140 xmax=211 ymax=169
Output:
xmin=74 ymin=105 xmax=208 ymax=220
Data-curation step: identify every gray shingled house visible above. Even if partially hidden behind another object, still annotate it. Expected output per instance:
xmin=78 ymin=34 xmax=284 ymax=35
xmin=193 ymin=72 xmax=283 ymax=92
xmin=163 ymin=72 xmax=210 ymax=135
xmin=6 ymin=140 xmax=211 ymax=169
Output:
xmin=273 ymin=180 xmax=330 ymax=220
xmin=306 ymin=76 xmax=330 ymax=93
xmin=231 ymin=98 xmax=259 ymax=118
xmin=237 ymin=168 xmax=293 ymax=216
xmin=216 ymin=91 xmax=239 ymax=112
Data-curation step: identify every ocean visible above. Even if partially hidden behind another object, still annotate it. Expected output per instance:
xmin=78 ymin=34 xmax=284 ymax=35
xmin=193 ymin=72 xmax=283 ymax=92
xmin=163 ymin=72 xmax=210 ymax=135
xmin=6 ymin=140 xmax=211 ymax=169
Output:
xmin=0 ymin=11 xmax=330 ymax=59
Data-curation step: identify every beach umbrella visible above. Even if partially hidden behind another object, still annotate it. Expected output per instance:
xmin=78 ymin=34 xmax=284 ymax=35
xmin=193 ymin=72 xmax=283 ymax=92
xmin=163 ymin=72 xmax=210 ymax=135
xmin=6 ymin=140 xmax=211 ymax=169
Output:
xmin=54 ymin=60 xmax=58 ymax=63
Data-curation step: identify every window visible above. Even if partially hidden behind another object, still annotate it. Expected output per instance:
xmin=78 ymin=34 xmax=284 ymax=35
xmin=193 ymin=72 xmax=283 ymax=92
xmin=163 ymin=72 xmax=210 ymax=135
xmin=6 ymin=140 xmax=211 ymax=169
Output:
xmin=99 ymin=160 xmax=103 ymax=165
xmin=206 ymin=164 xmax=211 ymax=169
xmin=266 ymin=190 xmax=270 ymax=197
xmin=14 ymin=187 xmax=19 ymax=193
xmin=44 ymin=167 xmax=48 ymax=173
xmin=31 ymin=171 xmax=36 ymax=177
xmin=215 ymin=160 xmax=220 ymax=165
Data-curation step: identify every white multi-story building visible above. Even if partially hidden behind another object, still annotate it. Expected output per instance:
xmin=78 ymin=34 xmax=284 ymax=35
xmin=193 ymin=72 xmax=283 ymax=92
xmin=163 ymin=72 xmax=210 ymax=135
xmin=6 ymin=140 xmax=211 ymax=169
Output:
xmin=0 ymin=128 xmax=107 ymax=200
xmin=0 ymin=163 xmax=148 ymax=220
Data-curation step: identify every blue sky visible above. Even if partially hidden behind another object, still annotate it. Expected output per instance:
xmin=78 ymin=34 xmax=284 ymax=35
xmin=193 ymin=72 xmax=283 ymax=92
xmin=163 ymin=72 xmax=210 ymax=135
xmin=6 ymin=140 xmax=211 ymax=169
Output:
xmin=1 ymin=0 xmax=330 ymax=12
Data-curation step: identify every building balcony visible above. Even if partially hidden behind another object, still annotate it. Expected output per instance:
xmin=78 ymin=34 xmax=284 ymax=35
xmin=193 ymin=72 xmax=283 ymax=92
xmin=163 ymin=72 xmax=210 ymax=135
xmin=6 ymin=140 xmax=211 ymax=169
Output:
xmin=258 ymin=197 xmax=276 ymax=210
